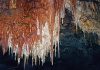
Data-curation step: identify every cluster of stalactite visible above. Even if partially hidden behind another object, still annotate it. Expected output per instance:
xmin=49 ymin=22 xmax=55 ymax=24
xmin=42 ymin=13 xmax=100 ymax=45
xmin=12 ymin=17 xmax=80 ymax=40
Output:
xmin=0 ymin=0 xmax=100 ymax=67
xmin=0 ymin=0 xmax=66 ymax=66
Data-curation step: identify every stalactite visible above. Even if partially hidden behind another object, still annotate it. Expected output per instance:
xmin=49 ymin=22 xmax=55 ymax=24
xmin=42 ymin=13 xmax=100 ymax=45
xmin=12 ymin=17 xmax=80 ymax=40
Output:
xmin=9 ymin=0 xmax=17 ymax=9
xmin=0 ymin=0 xmax=72 ymax=66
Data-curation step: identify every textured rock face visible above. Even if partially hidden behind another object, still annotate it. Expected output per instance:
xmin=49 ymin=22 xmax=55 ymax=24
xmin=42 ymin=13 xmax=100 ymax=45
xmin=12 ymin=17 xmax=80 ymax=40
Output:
xmin=76 ymin=0 xmax=100 ymax=31
xmin=64 ymin=0 xmax=100 ymax=45
xmin=66 ymin=0 xmax=100 ymax=45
